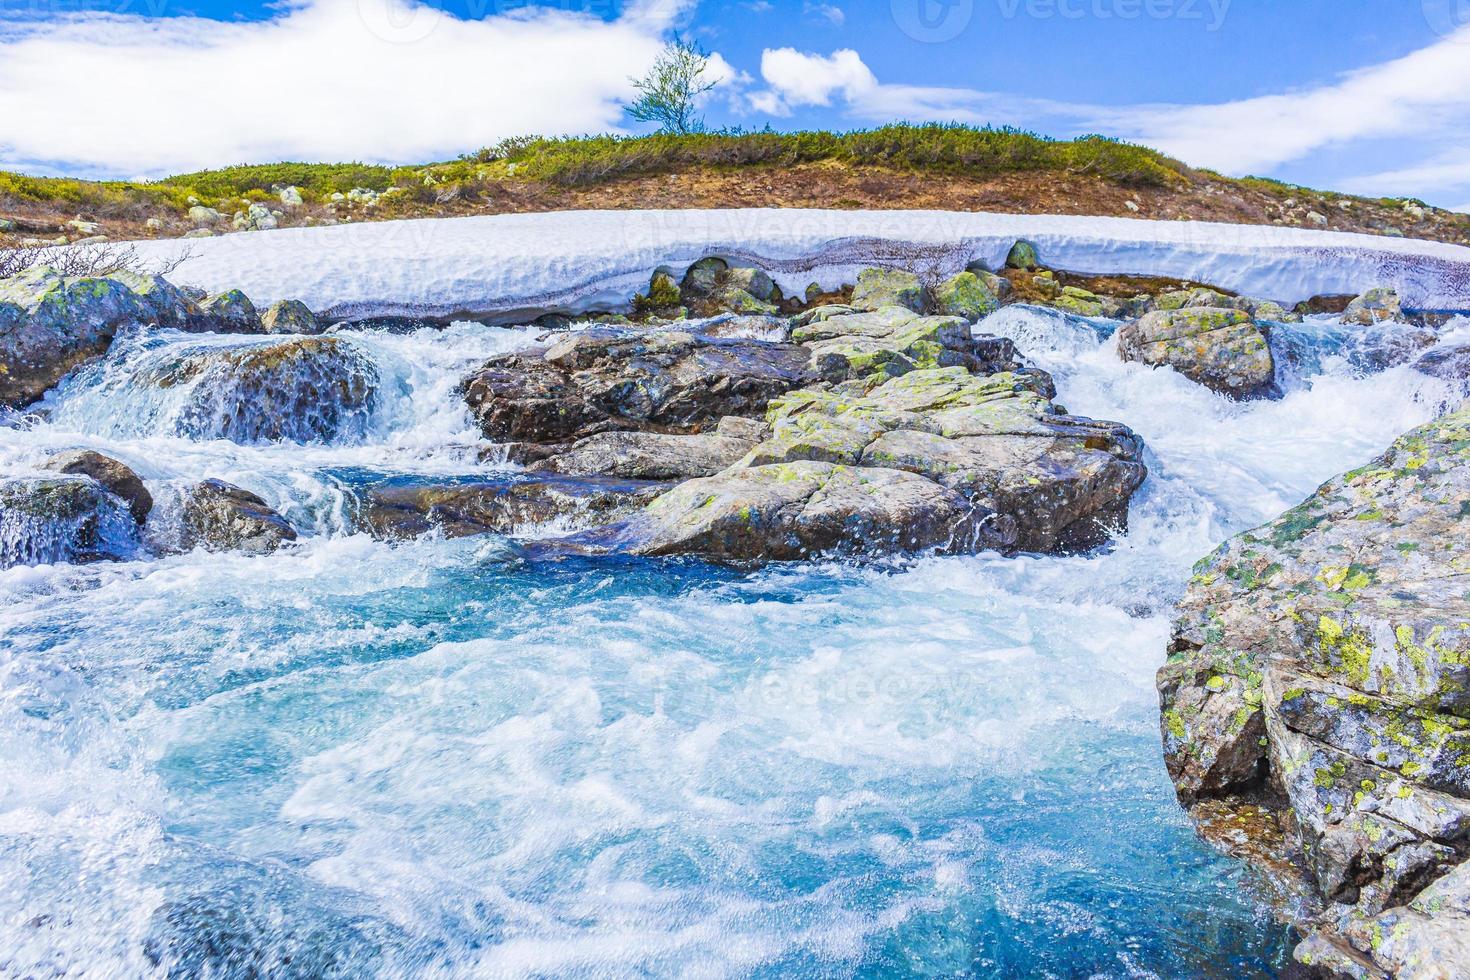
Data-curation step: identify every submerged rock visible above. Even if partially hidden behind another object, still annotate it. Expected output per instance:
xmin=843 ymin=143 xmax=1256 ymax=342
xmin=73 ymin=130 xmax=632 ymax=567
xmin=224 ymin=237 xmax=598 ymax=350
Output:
xmin=359 ymin=474 xmax=664 ymax=539
xmin=42 ymin=449 xmax=152 ymax=525
xmin=1116 ymin=308 xmax=1276 ymax=399
xmin=1158 ymin=403 xmax=1470 ymax=978
xmin=140 ymin=336 xmax=379 ymax=444
xmin=181 ymin=479 xmax=296 ymax=554
xmin=0 ymin=474 xmax=139 ymax=566
xmin=579 ymin=365 xmax=1146 ymax=562
xmin=462 ymin=329 xmax=815 ymax=444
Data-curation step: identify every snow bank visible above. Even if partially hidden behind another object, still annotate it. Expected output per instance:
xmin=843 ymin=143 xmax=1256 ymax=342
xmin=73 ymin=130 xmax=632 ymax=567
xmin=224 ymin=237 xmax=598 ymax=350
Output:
xmin=128 ymin=209 xmax=1470 ymax=320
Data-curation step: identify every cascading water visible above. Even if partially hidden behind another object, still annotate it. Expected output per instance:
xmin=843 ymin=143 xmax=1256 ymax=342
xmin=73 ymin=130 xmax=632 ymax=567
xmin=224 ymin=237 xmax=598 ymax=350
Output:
xmin=0 ymin=308 xmax=1466 ymax=977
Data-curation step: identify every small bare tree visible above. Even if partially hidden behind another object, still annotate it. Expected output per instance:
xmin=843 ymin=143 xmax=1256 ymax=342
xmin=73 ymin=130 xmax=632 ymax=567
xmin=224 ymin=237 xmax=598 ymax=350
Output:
xmin=0 ymin=240 xmax=191 ymax=281
xmin=627 ymin=37 xmax=719 ymax=136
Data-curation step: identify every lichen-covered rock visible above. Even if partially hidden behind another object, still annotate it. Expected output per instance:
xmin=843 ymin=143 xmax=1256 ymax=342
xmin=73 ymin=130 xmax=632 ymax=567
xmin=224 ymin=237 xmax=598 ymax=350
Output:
xmin=196 ymin=290 xmax=261 ymax=334
xmin=849 ymin=268 xmax=927 ymax=314
xmin=181 ymin=479 xmax=296 ymax=554
xmin=1116 ymin=308 xmax=1275 ymax=399
xmin=42 ymin=449 xmax=152 ymax=525
xmin=529 ymin=418 xmax=767 ymax=481
xmin=679 ymin=259 xmax=779 ymax=316
xmin=577 ymin=461 xmax=994 ymax=563
xmin=1343 ymin=288 xmax=1404 ymax=327
xmin=462 ymin=329 xmax=815 ymax=444
xmin=792 ymin=306 xmax=1023 ymax=383
xmin=1052 ymin=285 xmax=1106 ymax=318
xmin=138 ymin=336 xmax=379 ymax=444
xmin=1158 ymin=404 xmax=1470 ymax=978
xmin=259 ymin=299 xmax=321 ymax=335
xmin=584 ymin=365 xmax=1145 ymax=562
xmin=1005 ymin=240 xmax=1040 ymax=271
xmin=932 ymin=271 xmax=1000 ymax=320
xmin=0 ymin=268 xmax=160 ymax=407
xmin=0 ymin=474 xmax=139 ymax=566
xmin=359 ymin=474 xmax=664 ymax=540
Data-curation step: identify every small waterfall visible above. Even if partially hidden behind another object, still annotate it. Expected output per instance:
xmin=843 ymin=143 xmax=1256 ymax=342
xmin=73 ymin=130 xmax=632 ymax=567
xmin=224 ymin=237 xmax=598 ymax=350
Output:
xmin=0 ymin=475 xmax=139 ymax=567
xmin=46 ymin=331 xmax=383 ymax=445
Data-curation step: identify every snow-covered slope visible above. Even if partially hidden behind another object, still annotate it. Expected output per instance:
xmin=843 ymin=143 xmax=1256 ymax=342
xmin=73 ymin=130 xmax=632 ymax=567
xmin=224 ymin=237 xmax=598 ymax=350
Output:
xmin=128 ymin=209 xmax=1470 ymax=320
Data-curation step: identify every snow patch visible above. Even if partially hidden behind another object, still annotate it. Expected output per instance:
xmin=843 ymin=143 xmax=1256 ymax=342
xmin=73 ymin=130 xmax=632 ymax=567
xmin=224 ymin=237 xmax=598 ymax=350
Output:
xmin=124 ymin=208 xmax=1470 ymax=320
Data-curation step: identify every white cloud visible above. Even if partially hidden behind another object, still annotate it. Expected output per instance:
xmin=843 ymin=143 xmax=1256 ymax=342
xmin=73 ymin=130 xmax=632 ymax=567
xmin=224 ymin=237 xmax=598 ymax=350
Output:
xmin=802 ymin=2 xmax=845 ymax=26
xmin=1094 ymin=23 xmax=1470 ymax=176
xmin=0 ymin=0 xmax=704 ymax=177
xmin=744 ymin=35 xmax=1470 ymax=204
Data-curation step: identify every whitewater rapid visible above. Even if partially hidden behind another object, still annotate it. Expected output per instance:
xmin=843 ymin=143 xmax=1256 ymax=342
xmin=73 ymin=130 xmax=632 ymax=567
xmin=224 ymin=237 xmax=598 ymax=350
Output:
xmin=1 ymin=307 xmax=1466 ymax=976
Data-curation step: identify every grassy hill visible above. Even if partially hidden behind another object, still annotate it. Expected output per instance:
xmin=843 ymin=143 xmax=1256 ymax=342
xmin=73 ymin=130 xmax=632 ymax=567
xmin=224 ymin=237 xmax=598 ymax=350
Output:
xmin=3 ymin=126 xmax=1466 ymax=247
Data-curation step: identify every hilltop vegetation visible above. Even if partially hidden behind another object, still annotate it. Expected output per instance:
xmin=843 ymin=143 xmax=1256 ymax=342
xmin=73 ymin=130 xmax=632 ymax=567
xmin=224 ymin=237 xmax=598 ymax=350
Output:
xmin=2 ymin=125 xmax=1466 ymax=247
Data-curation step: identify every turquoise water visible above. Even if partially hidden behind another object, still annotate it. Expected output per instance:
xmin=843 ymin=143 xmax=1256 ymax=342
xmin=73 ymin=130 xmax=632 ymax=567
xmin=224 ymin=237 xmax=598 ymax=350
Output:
xmin=1 ymin=309 xmax=1463 ymax=977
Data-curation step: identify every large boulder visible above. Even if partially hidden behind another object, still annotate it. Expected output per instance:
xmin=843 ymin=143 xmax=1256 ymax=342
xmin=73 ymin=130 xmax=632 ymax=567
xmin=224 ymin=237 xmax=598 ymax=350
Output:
xmin=581 ymin=366 xmax=1146 ymax=561
xmin=849 ymin=268 xmax=928 ymax=314
xmin=1116 ymin=308 xmax=1275 ymax=399
xmin=579 ymin=461 xmax=991 ymax=563
xmin=1158 ymin=404 xmax=1470 ymax=978
xmin=41 ymin=449 xmax=152 ymax=525
xmin=138 ymin=336 xmax=378 ymax=444
xmin=0 ymin=474 xmax=139 ymax=566
xmin=678 ymin=259 xmax=780 ymax=316
xmin=0 ymin=268 xmax=159 ymax=407
xmin=181 ymin=479 xmax=296 ymax=554
xmin=359 ymin=474 xmax=664 ymax=540
xmin=462 ymin=329 xmax=815 ymax=445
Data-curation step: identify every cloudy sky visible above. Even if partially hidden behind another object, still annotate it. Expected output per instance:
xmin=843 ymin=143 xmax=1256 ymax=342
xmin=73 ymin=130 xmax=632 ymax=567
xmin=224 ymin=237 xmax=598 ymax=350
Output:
xmin=3 ymin=0 xmax=1470 ymax=209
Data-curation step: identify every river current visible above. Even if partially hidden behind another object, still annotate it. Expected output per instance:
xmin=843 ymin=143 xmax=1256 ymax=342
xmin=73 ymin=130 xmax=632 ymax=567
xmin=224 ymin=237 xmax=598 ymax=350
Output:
xmin=1 ymin=307 xmax=1464 ymax=977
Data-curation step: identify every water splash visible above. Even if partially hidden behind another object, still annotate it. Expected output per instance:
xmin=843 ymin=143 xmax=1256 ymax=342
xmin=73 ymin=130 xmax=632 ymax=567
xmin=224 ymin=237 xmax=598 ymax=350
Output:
xmin=0 ymin=307 xmax=1463 ymax=976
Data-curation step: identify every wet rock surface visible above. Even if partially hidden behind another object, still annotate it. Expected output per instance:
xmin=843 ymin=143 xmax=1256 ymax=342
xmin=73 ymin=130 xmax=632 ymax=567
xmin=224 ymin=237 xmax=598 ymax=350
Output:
xmin=41 ymin=448 xmax=153 ymax=525
xmin=462 ymin=328 xmax=816 ymax=444
xmin=1158 ymin=403 xmax=1470 ymax=978
xmin=1117 ymin=307 xmax=1276 ymax=399
xmin=140 ymin=336 xmax=379 ymax=444
xmin=0 ymin=473 xmax=139 ymax=566
xmin=359 ymin=474 xmax=665 ymax=539
xmin=181 ymin=479 xmax=297 ymax=555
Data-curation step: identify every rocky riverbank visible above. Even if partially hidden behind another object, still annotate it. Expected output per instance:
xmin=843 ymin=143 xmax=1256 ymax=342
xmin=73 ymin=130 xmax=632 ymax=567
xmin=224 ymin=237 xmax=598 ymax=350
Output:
xmin=3 ymin=226 xmax=1469 ymax=976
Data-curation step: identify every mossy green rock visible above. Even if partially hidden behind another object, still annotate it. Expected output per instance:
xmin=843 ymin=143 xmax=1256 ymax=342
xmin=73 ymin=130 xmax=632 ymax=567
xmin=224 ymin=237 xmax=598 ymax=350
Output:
xmin=590 ymin=365 xmax=1146 ymax=561
xmin=849 ymin=268 xmax=927 ymax=314
xmin=1005 ymin=240 xmax=1041 ymax=270
xmin=1116 ymin=308 xmax=1275 ymax=399
xmin=0 ymin=267 xmax=164 ymax=408
xmin=1158 ymin=403 xmax=1470 ymax=978
xmin=260 ymin=299 xmax=322 ymax=335
xmin=197 ymin=289 xmax=261 ymax=334
xmin=933 ymin=271 xmax=1000 ymax=320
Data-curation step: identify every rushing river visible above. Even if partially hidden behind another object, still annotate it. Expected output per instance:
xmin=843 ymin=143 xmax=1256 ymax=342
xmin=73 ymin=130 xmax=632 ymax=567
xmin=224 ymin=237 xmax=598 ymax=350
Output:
xmin=1 ymin=308 xmax=1465 ymax=977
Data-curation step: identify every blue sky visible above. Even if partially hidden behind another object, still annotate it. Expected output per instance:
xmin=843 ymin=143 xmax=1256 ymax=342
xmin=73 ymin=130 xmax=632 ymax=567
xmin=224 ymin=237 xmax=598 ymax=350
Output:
xmin=3 ymin=0 xmax=1470 ymax=209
